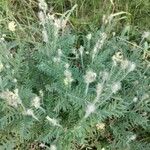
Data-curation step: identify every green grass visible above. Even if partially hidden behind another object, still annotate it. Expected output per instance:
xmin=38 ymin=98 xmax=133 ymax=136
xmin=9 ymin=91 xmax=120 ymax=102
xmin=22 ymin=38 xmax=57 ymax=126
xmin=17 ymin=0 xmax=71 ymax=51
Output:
xmin=1 ymin=0 xmax=150 ymax=32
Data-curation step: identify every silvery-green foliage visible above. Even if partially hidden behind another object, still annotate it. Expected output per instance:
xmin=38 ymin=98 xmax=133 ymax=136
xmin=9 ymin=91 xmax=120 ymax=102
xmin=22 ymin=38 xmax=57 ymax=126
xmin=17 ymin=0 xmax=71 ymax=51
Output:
xmin=0 ymin=5 xmax=150 ymax=150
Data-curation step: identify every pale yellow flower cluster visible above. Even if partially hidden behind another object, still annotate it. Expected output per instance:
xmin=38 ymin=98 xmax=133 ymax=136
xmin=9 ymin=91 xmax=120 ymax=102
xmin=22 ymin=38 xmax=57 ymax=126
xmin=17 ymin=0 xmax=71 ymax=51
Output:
xmin=96 ymin=122 xmax=105 ymax=130
xmin=8 ymin=21 xmax=17 ymax=32
xmin=0 ymin=89 xmax=21 ymax=107
xmin=112 ymin=52 xmax=136 ymax=72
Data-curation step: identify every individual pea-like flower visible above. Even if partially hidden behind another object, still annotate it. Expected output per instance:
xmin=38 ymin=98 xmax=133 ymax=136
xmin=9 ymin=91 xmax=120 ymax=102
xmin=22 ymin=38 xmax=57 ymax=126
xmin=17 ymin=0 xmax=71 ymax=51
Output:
xmin=86 ymin=33 xmax=92 ymax=40
xmin=85 ymin=103 xmax=96 ymax=118
xmin=111 ymin=82 xmax=121 ymax=94
xmin=50 ymin=144 xmax=57 ymax=150
xmin=8 ymin=21 xmax=17 ymax=32
xmin=129 ymin=134 xmax=137 ymax=141
xmin=47 ymin=13 xmax=55 ymax=21
xmin=54 ymin=18 xmax=67 ymax=30
xmin=64 ymin=77 xmax=74 ymax=86
xmin=0 ymin=34 xmax=6 ymax=42
xmin=53 ymin=57 xmax=61 ymax=63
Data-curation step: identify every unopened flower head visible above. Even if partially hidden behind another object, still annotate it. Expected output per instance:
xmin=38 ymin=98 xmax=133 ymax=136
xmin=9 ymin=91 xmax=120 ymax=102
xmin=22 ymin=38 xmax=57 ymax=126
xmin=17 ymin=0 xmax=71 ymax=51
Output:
xmin=112 ymin=32 xmax=116 ymax=36
xmin=0 ymin=34 xmax=6 ymax=42
xmin=8 ymin=21 xmax=17 ymax=32
xmin=142 ymin=112 xmax=147 ymax=116
xmin=92 ymin=32 xmax=107 ymax=61
xmin=64 ymin=69 xmax=74 ymax=85
xmin=47 ymin=13 xmax=55 ymax=21
xmin=64 ymin=69 xmax=72 ymax=78
xmin=85 ymin=103 xmax=96 ymax=118
xmin=108 ymin=13 xmax=114 ymax=22
xmin=141 ymin=93 xmax=149 ymax=100
xmin=42 ymin=29 xmax=48 ymax=43
xmin=102 ymin=15 xmax=108 ymax=24
xmin=58 ymin=49 xmax=62 ymax=57
xmin=85 ymin=51 xmax=89 ymax=55
xmin=64 ymin=63 xmax=70 ymax=69
xmin=38 ymin=11 xmax=46 ymax=25
xmin=86 ymin=33 xmax=92 ymax=40
xmin=64 ymin=77 xmax=74 ymax=86
xmin=53 ymin=57 xmax=61 ymax=63
xmin=0 ymin=62 xmax=4 ymax=72
xmin=39 ymin=90 xmax=44 ymax=98
xmin=38 ymin=0 xmax=48 ymax=12
xmin=79 ymin=45 xmax=84 ymax=56
xmin=133 ymin=97 xmax=138 ymax=102
xmin=121 ymin=59 xmax=129 ymax=70
xmin=84 ymin=70 xmax=97 ymax=84
xmin=102 ymin=71 xmax=109 ymax=81
xmin=96 ymin=83 xmax=103 ymax=96
xmin=13 ymin=78 xmax=17 ymax=83
xmin=2 ymin=34 xmax=6 ymax=37
xmin=127 ymin=62 xmax=136 ymax=72
xmin=111 ymin=82 xmax=121 ymax=94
